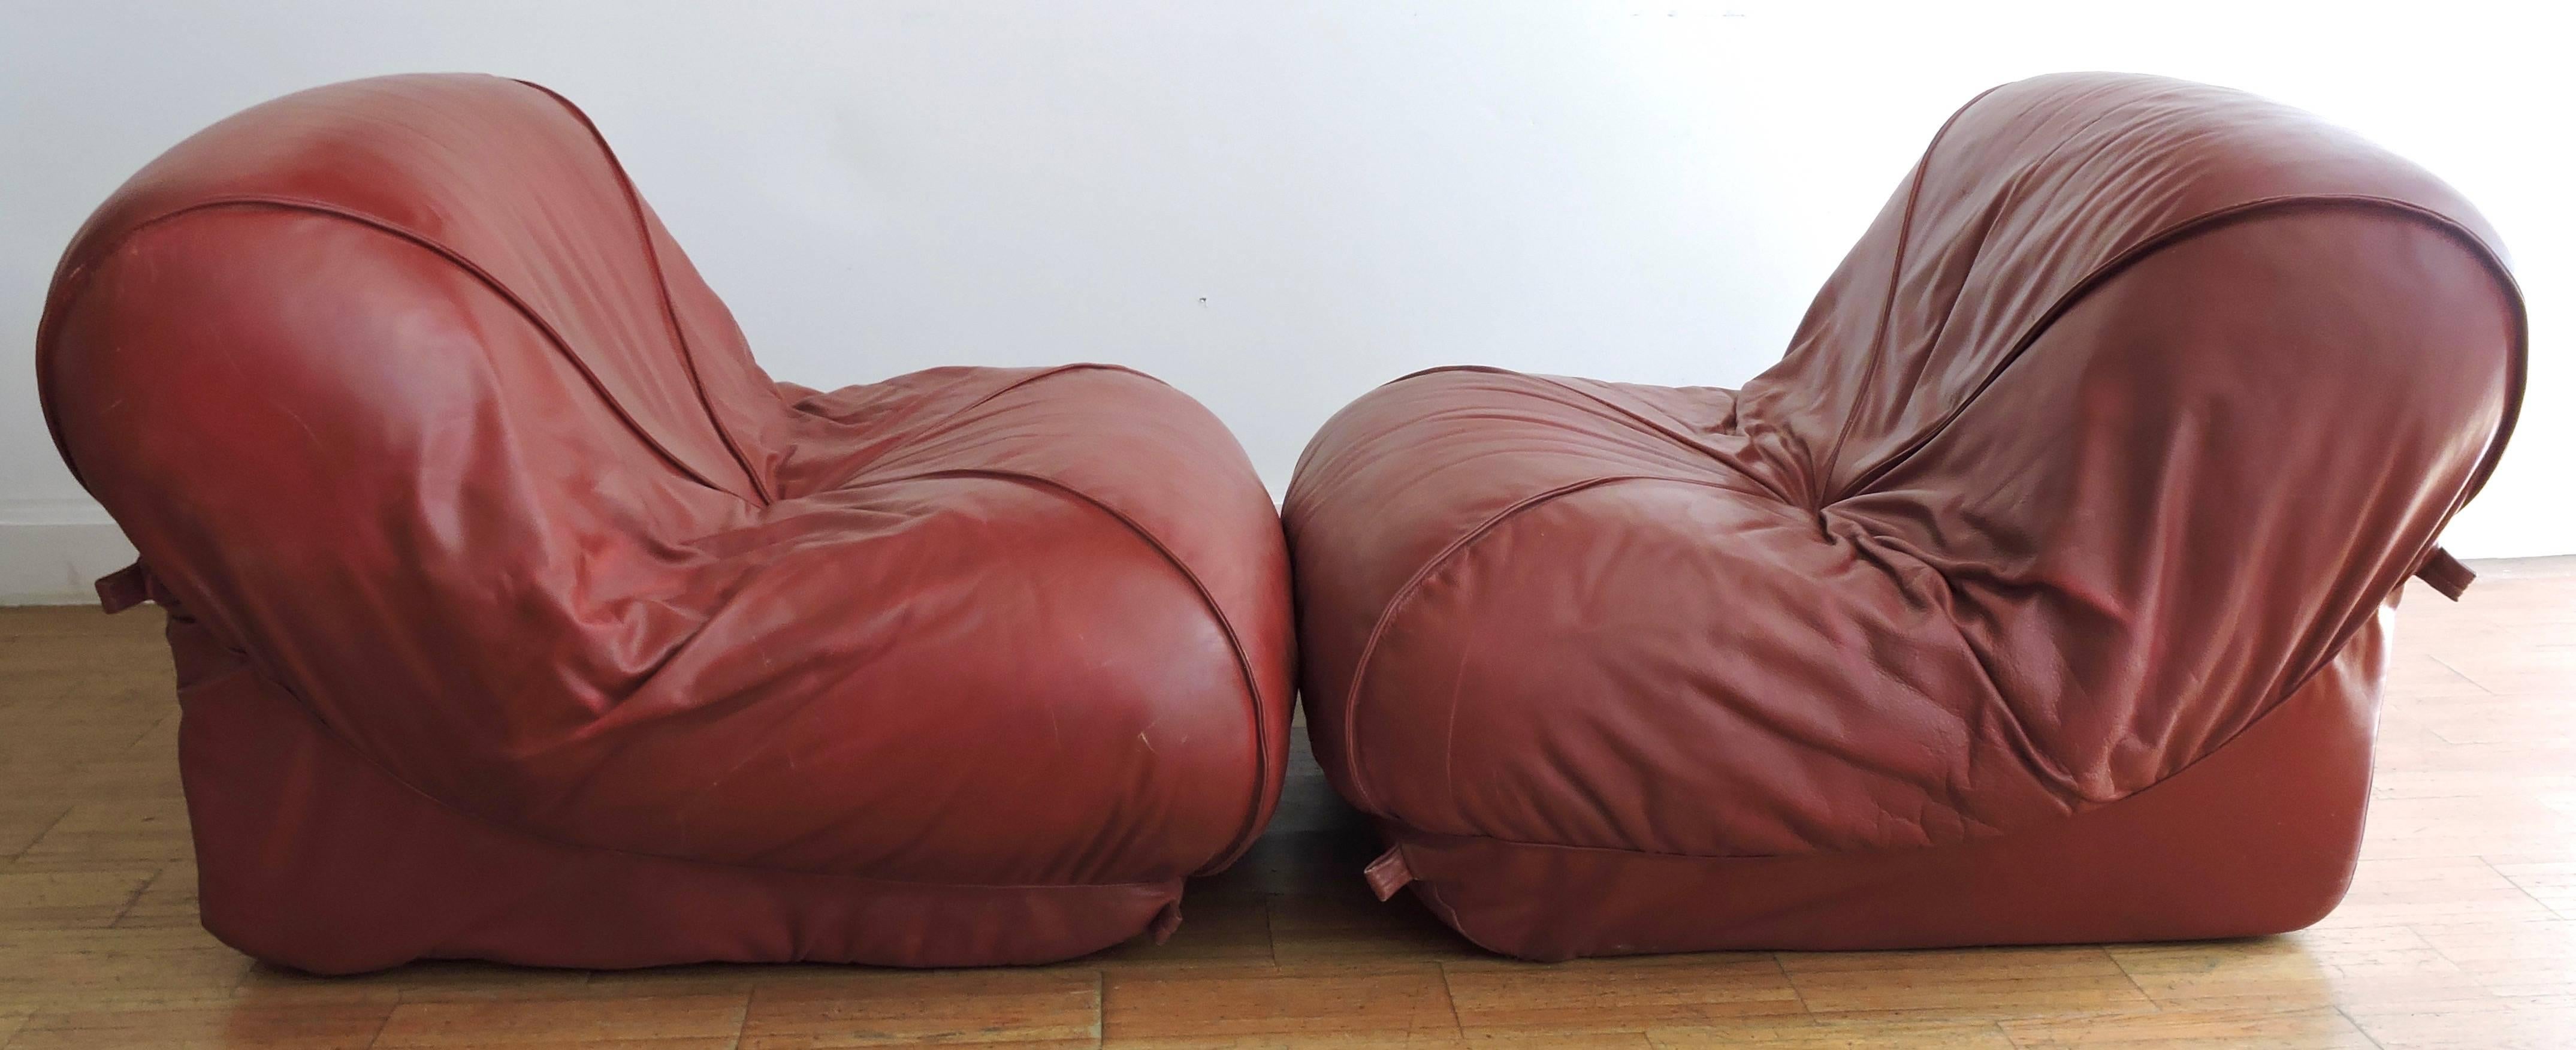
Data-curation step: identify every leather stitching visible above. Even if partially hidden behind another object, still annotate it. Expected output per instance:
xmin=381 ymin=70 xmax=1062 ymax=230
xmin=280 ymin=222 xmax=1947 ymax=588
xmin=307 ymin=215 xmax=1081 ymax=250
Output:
xmin=46 ymin=196 xmax=757 ymax=503
xmin=847 ymin=466 xmax=1281 ymax=876
xmin=512 ymin=78 xmax=778 ymax=505
xmin=182 ymin=638 xmax=1189 ymax=894
xmin=1334 ymin=473 xmax=1780 ymax=819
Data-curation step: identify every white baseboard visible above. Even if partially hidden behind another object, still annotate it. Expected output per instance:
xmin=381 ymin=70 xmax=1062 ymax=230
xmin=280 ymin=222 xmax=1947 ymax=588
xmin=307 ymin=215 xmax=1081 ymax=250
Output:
xmin=0 ymin=499 xmax=134 ymax=606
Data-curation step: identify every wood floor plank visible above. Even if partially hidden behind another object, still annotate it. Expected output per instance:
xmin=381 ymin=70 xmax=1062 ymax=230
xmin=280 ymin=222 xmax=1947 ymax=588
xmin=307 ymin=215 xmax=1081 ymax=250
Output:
xmin=1441 ymin=954 xmax=1802 ymax=1034
xmin=2340 ymin=995 xmax=2576 ymax=1050
xmin=232 ymin=960 xmax=594 ymax=1007
xmin=2489 ymin=859 xmax=2576 ymax=919
xmin=2312 ymin=856 xmax=2562 ymax=929
xmin=1264 ymin=889 xmax=1482 ymax=968
xmin=370 ymin=992 xmax=748 ymax=1048
xmin=2106 ymin=925 xmax=2492 ymax=1012
xmin=739 ymin=969 xmax=1099 ymax=1049
xmin=0 ymin=805 xmax=71 ymax=861
xmin=1082 ymin=891 xmax=1276 ymax=970
xmin=8 ymin=798 xmax=194 ymax=871
xmin=1645 ymin=1018 xmax=2015 ymax=1048
xmin=0 ymin=925 xmax=253 ymax=1010
xmin=2405 ymin=916 xmax=2576 ymax=998
xmin=1997 ymin=1005 xmax=2376 ymax=1048
xmin=0 ymin=868 xmax=152 ymax=931
xmin=1101 ymin=963 xmax=1457 ymax=1046
xmin=1777 ymin=946 xmax=2157 ymax=1022
xmin=1 ymin=1001 xmax=391 ymax=1049
xmin=109 ymin=860 xmax=200 ymax=929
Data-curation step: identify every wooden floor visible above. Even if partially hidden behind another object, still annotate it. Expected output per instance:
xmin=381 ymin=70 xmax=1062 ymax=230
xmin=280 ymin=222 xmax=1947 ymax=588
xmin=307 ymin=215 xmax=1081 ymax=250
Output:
xmin=0 ymin=561 xmax=2570 ymax=1048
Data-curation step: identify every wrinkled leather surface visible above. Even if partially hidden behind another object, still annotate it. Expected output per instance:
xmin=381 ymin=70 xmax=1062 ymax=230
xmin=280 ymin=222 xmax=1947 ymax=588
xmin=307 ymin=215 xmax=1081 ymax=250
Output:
xmin=37 ymin=74 xmax=1294 ymax=972
xmin=1285 ymin=73 xmax=2525 ymax=958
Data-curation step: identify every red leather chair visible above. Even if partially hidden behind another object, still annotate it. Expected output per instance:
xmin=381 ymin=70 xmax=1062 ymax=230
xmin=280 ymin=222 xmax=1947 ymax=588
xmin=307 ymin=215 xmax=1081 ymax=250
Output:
xmin=37 ymin=75 xmax=1293 ymax=973
xmin=1285 ymin=73 xmax=2526 ymax=961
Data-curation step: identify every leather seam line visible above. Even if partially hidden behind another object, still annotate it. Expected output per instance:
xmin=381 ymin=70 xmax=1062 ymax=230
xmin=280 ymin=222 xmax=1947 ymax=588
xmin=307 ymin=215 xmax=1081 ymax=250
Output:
xmin=512 ymin=77 xmax=776 ymax=505
xmin=1381 ymin=367 xmax=1797 ymax=506
xmin=1378 ymin=363 xmax=1532 ymax=387
xmin=783 ymin=364 xmax=1160 ymax=493
xmin=1855 ymin=101 xmax=2138 ymax=472
xmin=1333 ymin=473 xmax=1779 ymax=818
xmin=847 ymin=466 xmax=1279 ymax=876
xmin=44 ymin=195 xmax=754 ymax=503
xmin=1523 ymin=373 xmax=1800 ymax=506
xmin=889 ymin=364 xmax=1171 ymax=470
xmin=1373 ymin=366 xmax=1783 ymax=500
xmin=1371 ymin=653 xmax=2348 ymax=867
xmin=1812 ymin=82 xmax=2004 ymax=503
xmin=952 ymin=363 xmax=1169 ymax=420
xmin=1829 ymin=194 xmax=2525 ymax=503
xmin=196 ymin=654 xmax=1185 ymax=894
xmin=1823 ymin=194 xmax=2529 ymax=708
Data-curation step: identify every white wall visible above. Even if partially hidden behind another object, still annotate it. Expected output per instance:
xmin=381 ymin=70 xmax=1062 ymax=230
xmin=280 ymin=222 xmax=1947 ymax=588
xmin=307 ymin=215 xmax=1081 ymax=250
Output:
xmin=4 ymin=1 xmax=2568 ymax=601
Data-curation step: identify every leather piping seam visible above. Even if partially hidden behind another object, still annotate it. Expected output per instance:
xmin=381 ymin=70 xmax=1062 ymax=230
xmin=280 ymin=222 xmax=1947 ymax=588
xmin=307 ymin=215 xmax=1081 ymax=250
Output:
xmin=1851 ymin=98 xmax=2145 ymax=496
xmin=513 ymin=77 xmax=776 ymax=505
xmin=42 ymin=195 xmax=754 ymax=503
xmin=1379 ymin=363 xmax=1537 ymax=385
xmin=949 ymin=362 xmax=1170 ymax=420
xmin=1831 ymin=194 xmax=2525 ymax=505
xmin=1824 ymin=194 xmax=2528 ymax=708
xmin=158 ymin=455 xmax=1260 ymax=888
xmin=195 ymin=656 xmax=1188 ymax=894
xmin=1369 ymin=365 xmax=1793 ymax=503
xmin=1533 ymin=375 xmax=1802 ymax=507
xmin=1340 ymin=464 xmax=2382 ymax=847
xmin=859 ymin=364 xmax=1171 ymax=480
xmin=1371 ymin=645 xmax=2353 ymax=867
xmin=1333 ymin=472 xmax=1783 ymax=816
xmin=780 ymin=364 xmax=1165 ymax=495
xmin=846 ymin=466 xmax=1278 ymax=874
xmin=1811 ymin=83 xmax=2005 ymax=503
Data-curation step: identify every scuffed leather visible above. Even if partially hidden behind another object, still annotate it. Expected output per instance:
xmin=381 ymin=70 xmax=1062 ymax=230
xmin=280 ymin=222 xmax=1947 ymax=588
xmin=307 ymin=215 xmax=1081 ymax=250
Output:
xmin=1285 ymin=73 xmax=2524 ymax=956
xmin=37 ymin=74 xmax=1294 ymax=971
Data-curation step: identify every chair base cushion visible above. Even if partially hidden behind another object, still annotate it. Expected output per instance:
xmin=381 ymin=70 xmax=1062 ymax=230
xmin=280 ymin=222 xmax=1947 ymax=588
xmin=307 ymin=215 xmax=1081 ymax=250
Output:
xmin=1372 ymin=623 xmax=2380 ymax=961
xmin=170 ymin=616 xmax=1176 ymax=974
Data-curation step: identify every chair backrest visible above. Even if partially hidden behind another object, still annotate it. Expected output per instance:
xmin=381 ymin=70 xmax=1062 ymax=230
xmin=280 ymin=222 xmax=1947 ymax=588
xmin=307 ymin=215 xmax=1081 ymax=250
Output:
xmin=35 ymin=76 xmax=801 ymax=765
xmin=1741 ymin=73 xmax=2526 ymax=799
xmin=40 ymin=73 xmax=784 ymax=505
xmin=1744 ymin=73 xmax=2520 ymax=504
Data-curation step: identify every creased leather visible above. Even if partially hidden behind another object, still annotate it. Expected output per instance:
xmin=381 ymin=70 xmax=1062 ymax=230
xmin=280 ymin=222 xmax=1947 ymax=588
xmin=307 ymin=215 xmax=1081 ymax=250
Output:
xmin=35 ymin=74 xmax=1295 ymax=972
xmin=1284 ymin=73 xmax=2524 ymax=958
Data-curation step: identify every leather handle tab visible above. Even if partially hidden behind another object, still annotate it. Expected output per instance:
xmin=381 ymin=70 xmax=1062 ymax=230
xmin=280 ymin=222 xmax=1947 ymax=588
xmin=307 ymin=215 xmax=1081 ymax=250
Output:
xmin=1363 ymin=846 xmax=1415 ymax=901
xmin=1149 ymin=899 xmax=1184 ymax=945
xmin=95 ymin=561 xmax=155 ymax=614
xmin=2414 ymin=546 xmax=2474 ymax=602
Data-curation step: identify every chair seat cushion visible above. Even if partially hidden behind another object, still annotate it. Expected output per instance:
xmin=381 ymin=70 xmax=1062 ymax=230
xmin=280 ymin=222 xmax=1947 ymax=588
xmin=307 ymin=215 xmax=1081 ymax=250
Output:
xmin=1290 ymin=367 xmax=2067 ymax=860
